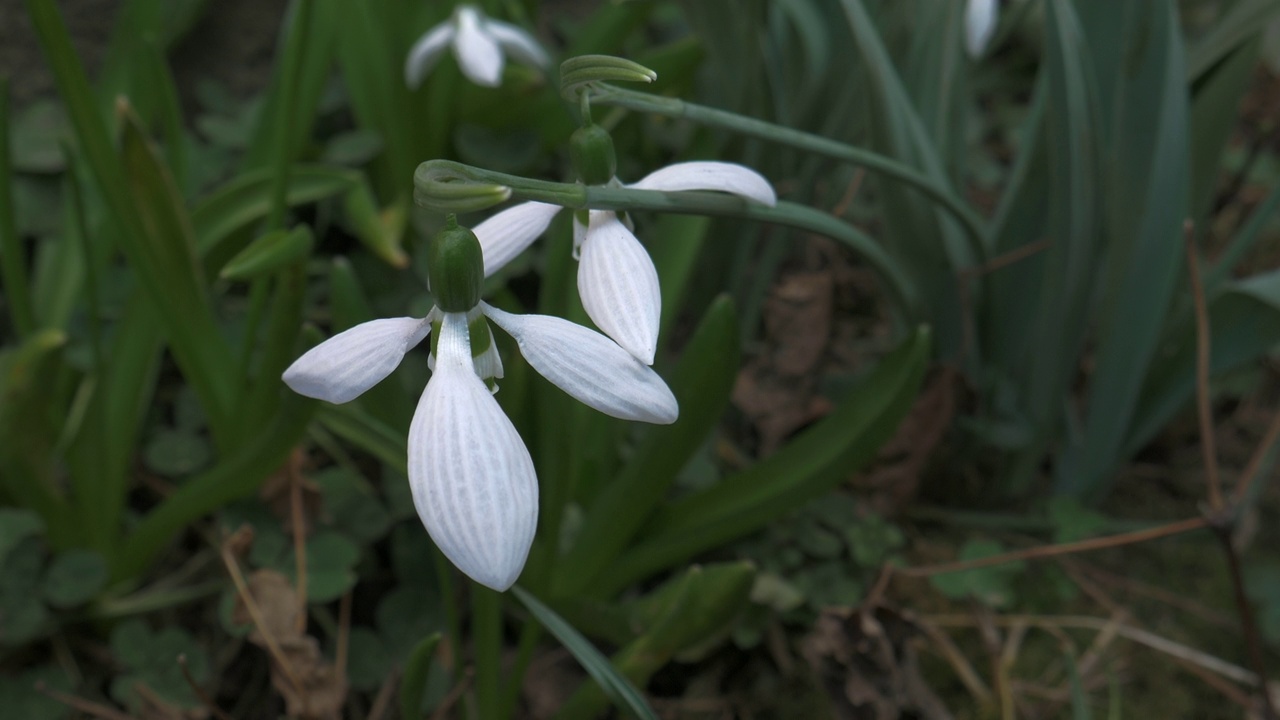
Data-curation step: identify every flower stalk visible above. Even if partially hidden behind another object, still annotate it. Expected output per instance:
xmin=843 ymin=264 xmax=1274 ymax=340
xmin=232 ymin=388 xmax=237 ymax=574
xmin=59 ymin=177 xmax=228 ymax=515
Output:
xmin=414 ymin=160 xmax=922 ymax=319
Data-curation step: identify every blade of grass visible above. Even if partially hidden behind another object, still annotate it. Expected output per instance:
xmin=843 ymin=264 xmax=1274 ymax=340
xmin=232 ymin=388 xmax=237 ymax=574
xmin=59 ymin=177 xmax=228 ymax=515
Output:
xmin=511 ymin=585 xmax=658 ymax=720
xmin=0 ymin=78 xmax=35 ymax=337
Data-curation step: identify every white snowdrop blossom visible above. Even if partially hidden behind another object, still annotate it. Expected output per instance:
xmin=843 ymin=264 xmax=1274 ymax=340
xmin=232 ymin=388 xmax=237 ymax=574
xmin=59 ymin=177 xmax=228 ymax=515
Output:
xmin=965 ymin=0 xmax=998 ymax=58
xmin=282 ymin=225 xmax=677 ymax=592
xmin=404 ymin=4 xmax=550 ymax=89
xmin=472 ymin=161 xmax=777 ymax=364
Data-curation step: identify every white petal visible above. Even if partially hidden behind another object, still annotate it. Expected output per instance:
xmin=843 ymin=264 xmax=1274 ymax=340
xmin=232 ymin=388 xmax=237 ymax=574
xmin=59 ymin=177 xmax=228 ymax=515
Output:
xmin=404 ymin=23 xmax=455 ymax=89
xmin=472 ymin=201 xmax=563 ymax=276
xmin=282 ymin=318 xmax=429 ymax=403
xmin=965 ymin=0 xmax=998 ymax=58
xmin=484 ymin=19 xmax=551 ymax=69
xmin=482 ymin=304 xmax=677 ymax=424
xmin=408 ymin=312 xmax=537 ymax=591
xmin=453 ymin=5 xmax=505 ymax=87
xmin=628 ymin=161 xmax=777 ymax=207
xmin=577 ymin=211 xmax=661 ymax=365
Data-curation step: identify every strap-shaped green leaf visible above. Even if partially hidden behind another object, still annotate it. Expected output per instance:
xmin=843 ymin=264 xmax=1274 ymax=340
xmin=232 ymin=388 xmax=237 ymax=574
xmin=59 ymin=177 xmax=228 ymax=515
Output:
xmin=599 ymin=326 xmax=930 ymax=595
xmin=220 ymin=226 xmax=315 ymax=281
xmin=512 ymin=586 xmax=657 ymax=720
xmin=398 ymin=632 xmax=441 ymax=720
xmin=553 ymin=296 xmax=739 ymax=597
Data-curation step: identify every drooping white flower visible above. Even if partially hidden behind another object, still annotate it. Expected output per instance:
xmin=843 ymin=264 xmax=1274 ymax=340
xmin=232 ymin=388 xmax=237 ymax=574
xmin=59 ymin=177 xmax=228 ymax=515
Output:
xmin=965 ymin=0 xmax=998 ymax=58
xmin=282 ymin=253 xmax=678 ymax=591
xmin=472 ymin=161 xmax=777 ymax=364
xmin=405 ymin=4 xmax=550 ymax=89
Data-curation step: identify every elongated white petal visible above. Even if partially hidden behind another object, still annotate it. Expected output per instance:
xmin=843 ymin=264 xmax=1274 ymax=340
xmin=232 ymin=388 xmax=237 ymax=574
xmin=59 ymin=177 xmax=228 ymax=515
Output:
xmin=453 ymin=5 xmax=504 ymax=87
xmin=408 ymin=312 xmax=536 ymax=591
xmin=482 ymin=304 xmax=678 ymax=423
xmin=965 ymin=0 xmax=998 ymax=58
xmin=577 ymin=211 xmax=661 ymax=365
xmin=282 ymin=318 xmax=429 ymax=403
xmin=485 ymin=19 xmax=551 ymax=69
xmin=473 ymin=201 xmax=563 ymax=276
xmin=404 ymin=23 xmax=455 ymax=89
xmin=628 ymin=161 xmax=777 ymax=207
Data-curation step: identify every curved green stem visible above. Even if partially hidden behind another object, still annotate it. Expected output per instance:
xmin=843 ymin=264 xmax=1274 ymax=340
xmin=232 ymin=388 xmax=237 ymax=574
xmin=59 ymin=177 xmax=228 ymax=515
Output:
xmin=585 ymin=83 xmax=987 ymax=256
xmin=415 ymin=161 xmax=921 ymax=319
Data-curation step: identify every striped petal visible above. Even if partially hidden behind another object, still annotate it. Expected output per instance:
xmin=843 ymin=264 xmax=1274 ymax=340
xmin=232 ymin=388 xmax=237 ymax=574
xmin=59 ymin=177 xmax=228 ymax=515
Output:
xmin=472 ymin=201 xmax=563 ymax=276
xmin=628 ymin=161 xmax=777 ymax=207
xmin=404 ymin=23 xmax=455 ymax=89
xmin=577 ymin=211 xmax=661 ymax=365
xmin=282 ymin=317 xmax=430 ymax=403
xmin=485 ymin=19 xmax=551 ymax=69
xmin=453 ymin=5 xmax=504 ymax=87
xmin=965 ymin=0 xmax=998 ymax=58
xmin=482 ymin=304 xmax=678 ymax=424
xmin=408 ymin=312 xmax=537 ymax=591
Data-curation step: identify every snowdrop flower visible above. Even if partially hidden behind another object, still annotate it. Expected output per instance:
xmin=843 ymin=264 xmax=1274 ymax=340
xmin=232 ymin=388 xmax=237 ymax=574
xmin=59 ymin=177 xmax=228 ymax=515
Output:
xmin=473 ymin=125 xmax=776 ymax=365
xmin=405 ymin=4 xmax=550 ymax=89
xmin=965 ymin=0 xmax=998 ymax=58
xmin=282 ymin=219 xmax=677 ymax=591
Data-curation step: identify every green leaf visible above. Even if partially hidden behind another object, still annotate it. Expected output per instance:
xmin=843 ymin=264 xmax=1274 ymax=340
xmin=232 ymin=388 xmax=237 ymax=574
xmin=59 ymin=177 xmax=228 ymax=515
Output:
xmin=346 ymin=627 xmax=393 ymax=692
xmin=219 ymin=225 xmax=315 ymax=281
xmin=1056 ymin=0 xmax=1189 ymax=500
xmin=399 ymin=632 xmax=442 ymax=720
xmin=321 ymin=129 xmax=384 ymax=166
xmin=310 ymin=467 xmax=392 ymax=544
xmin=0 ymin=509 xmax=44 ymax=565
xmin=279 ymin=531 xmax=360 ymax=603
xmin=0 ymin=331 xmax=70 ymax=535
xmin=118 ymin=104 xmax=236 ymax=442
xmin=109 ymin=620 xmax=210 ymax=710
xmin=191 ymin=165 xmax=357 ymax=262
xmin=1187 ymin=0 xmax=1280 ymax=83
xmin=554 ymin=296 xmax=740 ymax=597
xmin=0 ymin=665 xmax=73 ymax=720
xmin=0 ymin=536 xmax=50 ymax=646
xmin=601 ymin=327 xmax=930 ymax=595
xmin=512 ymin=585 xmax=658 ymax=720
xmin=929 ymin=539 xmax=1024 ymax=608
xmin=42 ymin=548 xmax=107 ymax=607
xmin=143 ymin=428 xmax=214 ymax=477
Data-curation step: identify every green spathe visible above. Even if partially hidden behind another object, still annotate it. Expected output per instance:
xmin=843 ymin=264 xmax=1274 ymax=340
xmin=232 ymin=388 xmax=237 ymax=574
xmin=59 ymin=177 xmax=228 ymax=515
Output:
xmin=428 ymin=216 xmax=484 ymax=312
xmin=570 ymin=124 xmax=617 ymax=187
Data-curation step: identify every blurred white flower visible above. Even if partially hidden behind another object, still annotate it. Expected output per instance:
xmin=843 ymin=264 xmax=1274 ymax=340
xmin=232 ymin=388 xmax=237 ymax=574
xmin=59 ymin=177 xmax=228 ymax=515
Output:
xmin=965 ymin=0 xmax=998 ymax=58
xmin=405 ymin=4 xmax=550 ymax=89
xmin=472 ymin=162 xmax=776 ymax=364
xmin=282 ymin=302 xmax=677 ymax=591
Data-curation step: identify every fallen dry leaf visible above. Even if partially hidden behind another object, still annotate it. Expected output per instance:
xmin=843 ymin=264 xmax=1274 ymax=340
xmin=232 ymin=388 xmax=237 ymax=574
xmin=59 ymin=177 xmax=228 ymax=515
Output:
xmin=231 ymin=569 xmax=347 ymax=720
xmin=802 ymin=606 xmax=953 ymax=720
xmin=852 ymin=369 xmax=957 ymax=515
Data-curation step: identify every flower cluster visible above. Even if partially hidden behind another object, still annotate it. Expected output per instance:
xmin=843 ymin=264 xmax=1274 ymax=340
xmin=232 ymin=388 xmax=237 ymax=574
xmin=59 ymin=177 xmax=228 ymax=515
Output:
xmin=283 ymin=220 xmax=678 ymax=591
xmin=474 ymin=128 xmax=777 ymax=364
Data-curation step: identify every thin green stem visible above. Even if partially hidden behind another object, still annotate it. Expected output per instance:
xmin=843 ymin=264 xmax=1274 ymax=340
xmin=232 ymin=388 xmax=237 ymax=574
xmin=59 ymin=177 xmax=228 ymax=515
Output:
xmin=585 ymin=83 xmax=987 ymax=255
xmin=415 ymin=161 xmax=921 ymax=319
xmin=471 ymin=585 xmax=503 ymax=718
xmin=91 ymin=580 xmax=225 ymax=619
xmin=432 ymin=549 xmax=464 ymax=685
xmin=498 ymin=621 xmax=542 ymax=718
xmin=0 ymin=79 xmax=35 ymax=337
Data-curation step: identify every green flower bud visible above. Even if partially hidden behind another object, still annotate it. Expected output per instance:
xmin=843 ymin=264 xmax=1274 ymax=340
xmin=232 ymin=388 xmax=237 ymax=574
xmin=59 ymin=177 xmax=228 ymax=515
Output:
xmin=569 ymin=124 xmax=617 ymax=186
xmin=428 ymin=216 xmax=484 ymax=312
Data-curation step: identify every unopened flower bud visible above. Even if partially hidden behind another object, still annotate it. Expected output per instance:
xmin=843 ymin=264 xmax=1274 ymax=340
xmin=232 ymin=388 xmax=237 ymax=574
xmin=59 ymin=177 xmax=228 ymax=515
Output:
xmin=570 ymin=124 xmax=617 ymax=187
xmin=429 ymin=216 xmax=484 ymax=312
